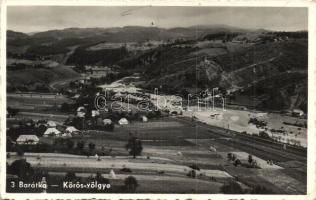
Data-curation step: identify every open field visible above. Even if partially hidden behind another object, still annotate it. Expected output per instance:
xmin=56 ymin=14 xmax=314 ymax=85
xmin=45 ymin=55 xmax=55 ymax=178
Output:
xmin=7 ymin=93 xmax=73 ymax=120
xmin=7 ymin=65 xmax=81 ymax=92
xmin=183 ymin=106 xmax=307 ymax=147
xmin=7 ymin=154 xmax=232 ymax=179
xmin=7 ymin=93 xmax=73 ymax=112
xmin=7 ymin=116 xmax=307 ymax=194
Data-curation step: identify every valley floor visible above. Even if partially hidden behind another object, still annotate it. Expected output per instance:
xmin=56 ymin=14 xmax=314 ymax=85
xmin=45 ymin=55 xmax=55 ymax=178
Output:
xmin=7 ymin=117 xmax=307 ymax=194
xmin=183 ymin=106 xmax=307 ymax=147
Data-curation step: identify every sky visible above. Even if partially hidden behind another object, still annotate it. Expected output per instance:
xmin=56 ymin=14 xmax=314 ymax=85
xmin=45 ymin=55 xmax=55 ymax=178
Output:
xmin=7 ymin=6 xmax=308 ymax=33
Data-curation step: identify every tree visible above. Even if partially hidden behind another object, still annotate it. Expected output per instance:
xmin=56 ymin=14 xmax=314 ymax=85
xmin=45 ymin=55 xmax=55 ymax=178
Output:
xmin=16 ymin=146 xmax=24 ymax=156
xmin=124 ymin=176 xmax=138 ymax=192
xmin=231 ymin=154 xmax=237 ymax=161
xmin=227 ymin=153 xmax=232 ymax=160
xmin=8 ymin=159 xmax=34 ymax=180
xmin=248 ymin=155 xmax=253 ymax=164
xmin=63 ymin=172 xmax=77 ymax=182
xmin=250 ymin=160 xmax=258 ymax=168
xmin=54 ymin=138 xmax=66 ymax=147
xmin=65 ymin=139 xmax=74 ymax=149
xmin=259 ymin=131 xmax=270 ymax=139
xmin=7 ymin=107 xmax=19 ymax=117
xmin=89 ymin=142 xmax=96 ymax=151
xmin=220 ymin=181 xmax=244 ymax=194
xmin=189 ymin=164 xmax=200 ymax=171
xmin=251 ymin=185 xmax=272 ymax=194
xmin=35 ymin=124 xmax=47 ymax=137
xmin=6 ymin=138 xmax=14 ymax=151
xmin=234 ymin=159 xmax=242 ymax=167
xmin=125 ymin=135 xmax=143 ymax=158
xmin=95 ymin=172 xmax=109 ymax=184
xmin=187 ymin=169 xmax=196 ymax=178
xmin=76 ymin=141 xmax=85 ymax=150
xmin=104 ymin=123 xmax=114 ymax=131
xmin=61 ymin=103 xmax=71 ymax=112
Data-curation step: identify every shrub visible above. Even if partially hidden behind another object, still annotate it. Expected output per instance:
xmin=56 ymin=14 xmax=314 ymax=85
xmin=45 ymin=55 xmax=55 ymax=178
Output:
xmin=95 ymin=172 xmax=110 ymax=184
xmin=88 ymin=142 xmax=96 ymax=151
xmin=124 ymin=176 xmax=138 ymax=192
xmin=63 ymin=172 xmax=77 ymax=181
xmin=121 ymin=168 xmax=132 ymax=173
xmin=259 ymin=131 xmax=270 ymax=139
xmin=76 ymin=141 xmax=85 ymax=150
xmin=186 ymin=169 xmax=196 ymax=178
xmin=125 ymin=136 xmax=143 ymax=158
xmin=16 ymin=146 xmax=24 ymax=156
xmin=233 ymin=159 xmax=242 ymax=167
xmin=65 ymin=139 xmax=74 ymax=149
xmin=248 ymin=155 xmax=253 ymax=164
xmin=8 ymin=159 xmax=34 ymax=180
xmin=7 ymin=107 xmax=19 ymax=117
xmin=189 ymin=163 xmax=200 ymax=171
xmin=220 ymin=181 xmax=244 ymax=194
xmin=251 ymin=185 xmax=273 ymax=194
xmin=231 ymin=154 xmax=237 ymax=161
xmin=227 ymin=153 xmax=232 ymax=160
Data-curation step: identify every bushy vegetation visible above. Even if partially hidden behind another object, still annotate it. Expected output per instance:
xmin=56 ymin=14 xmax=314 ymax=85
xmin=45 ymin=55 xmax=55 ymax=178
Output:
xmin=123 ymin=176 xmax=138 ymax=192
xmin=125 ymin=135 xmax=143 ymax=158
xmin=7 ymin=159 xmax=34 ymax=180
xmin=26 ymin=44 xmax=69 ymax=56
xmin=89 ymin=72 xmax=130 ymax=85
xmin=203 ymin=31 xmax=240 ymax=41
xmin=67 ymin=46 xmax=129 ymax=66
xmin=220 ymin=181 xmax=244 ymax=194
xmin=248 ymin=118 xmax=267 ymax=128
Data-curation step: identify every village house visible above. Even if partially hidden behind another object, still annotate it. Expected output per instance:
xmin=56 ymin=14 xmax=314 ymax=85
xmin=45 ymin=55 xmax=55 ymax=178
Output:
xmin=16 ymin=135 xmax=39 ymax=145
xmin=47 ymin=120 xmax=57 ymax=127
xmin=65 ymin=126 xmax=80 ymax=136
xmin=291 ymin=109 xmax=305 ymax=117
xmin=118 ymin=118 xmax=129 ymax=125
xmin=43 ymin=127 xmax=61 ymax=137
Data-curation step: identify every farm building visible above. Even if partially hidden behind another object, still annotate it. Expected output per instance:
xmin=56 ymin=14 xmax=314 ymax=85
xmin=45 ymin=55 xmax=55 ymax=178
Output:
xmin=77 ymin=111 xmax=86 ymax=118
xmin=66 ymin=126 xmax=79 ymax=134
xmin=43 ymin=127 xmax=61 ymax=137
xmin=71 ymin=94 xmax=80 ymax=99
xmin=141 ymin=115 xmax=148 ymax=122
xmin=96 ymin=117 xmax=103 ymax=126
xmin=109 ymin=169 xmax=116 ymax=179
xmin=103 ymin=119 xmax=112 ymax=125
xmin=47 ymin=120 xmax=57 ymax=127
xmin=92 ymin=110 xmax=100 ymax=117
xmin=292 ymin=109 xmax=304 ymax=117
xmin=77 ymin=106 xmax=85 ymax=112
xmin=16 ymin=135 xmax=39 ymax=145
xmin=118 ymin=118 xmax=129 ymax=125
xmin=61 ymin=132 xmax=72 ymax=137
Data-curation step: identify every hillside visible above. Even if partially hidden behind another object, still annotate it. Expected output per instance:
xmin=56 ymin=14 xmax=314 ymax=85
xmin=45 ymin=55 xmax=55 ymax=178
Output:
xmin=6 ymin=27 xmax=308 ymax=111
xmin=7 ymin=25 xmax=249 ymax=55
xmin=7 ymin=30 xmax=29 ymax=40
xmin=117 ymin=36 xmax=307 ymax=111
xmin=7 ymin=64 xmax=81 ymax=93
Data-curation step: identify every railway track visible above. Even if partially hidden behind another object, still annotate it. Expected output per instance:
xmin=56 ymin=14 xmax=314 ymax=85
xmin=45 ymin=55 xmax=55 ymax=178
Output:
xmin=174 ymin=117 xmax=307 ymax=164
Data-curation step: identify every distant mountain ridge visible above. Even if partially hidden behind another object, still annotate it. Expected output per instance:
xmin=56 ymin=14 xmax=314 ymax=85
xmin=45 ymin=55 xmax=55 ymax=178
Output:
xmin=8 ymin=25 xmax=252 ymax=42
xmin=6 ymin=26 xmax=308 ymax=112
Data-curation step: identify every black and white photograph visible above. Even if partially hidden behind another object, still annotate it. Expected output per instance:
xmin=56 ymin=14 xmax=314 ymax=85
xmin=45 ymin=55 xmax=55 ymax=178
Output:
xmin=1 ymin=2 xmax=315 ymax=198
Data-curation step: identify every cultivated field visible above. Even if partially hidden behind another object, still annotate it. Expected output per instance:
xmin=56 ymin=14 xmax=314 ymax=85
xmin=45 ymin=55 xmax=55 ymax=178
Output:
xmin=8 ymin=116 xmax=306 ymax=194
